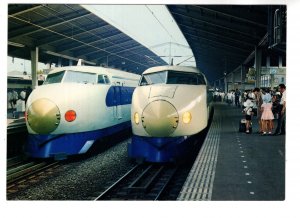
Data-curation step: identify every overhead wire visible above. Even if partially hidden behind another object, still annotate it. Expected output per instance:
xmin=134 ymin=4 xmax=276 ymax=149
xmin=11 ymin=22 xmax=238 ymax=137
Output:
xmin=145 ymin=5 xmax=176 ymax=43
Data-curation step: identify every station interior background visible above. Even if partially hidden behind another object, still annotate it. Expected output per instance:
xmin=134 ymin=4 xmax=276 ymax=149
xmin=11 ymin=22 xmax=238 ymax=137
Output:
xmin=1 ymin=1 xmax=300 ymax=218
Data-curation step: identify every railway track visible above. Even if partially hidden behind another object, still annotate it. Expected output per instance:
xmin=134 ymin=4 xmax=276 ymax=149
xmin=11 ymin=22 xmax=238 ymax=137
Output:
xmin=7 ymin=157 xmax=62 ymax=196
xmin=95 ymin=164 xmax=180 ymax=200
xmin=95 ymin=127 xmax=211 ymax=201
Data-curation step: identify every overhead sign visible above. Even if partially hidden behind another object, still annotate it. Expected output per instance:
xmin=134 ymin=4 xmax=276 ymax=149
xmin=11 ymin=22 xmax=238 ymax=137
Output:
xmin=270 ymin=68 xmax=278 ymax=74
xmin=246 ymin=67 xmax=256 ymax=83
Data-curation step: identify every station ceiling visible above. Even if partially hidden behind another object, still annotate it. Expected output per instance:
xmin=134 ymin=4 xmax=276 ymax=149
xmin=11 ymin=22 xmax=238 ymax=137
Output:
xmin=8 ymin=5 xmax=285 ymax=82
xmin=8 ymin=4 xmax=166 ymax=74
xmin=167 ymin=5 xmax=271 ymax=82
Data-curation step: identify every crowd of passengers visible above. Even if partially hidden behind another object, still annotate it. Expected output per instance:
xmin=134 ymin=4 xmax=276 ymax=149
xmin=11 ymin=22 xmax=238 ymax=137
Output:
xmin=213 ymin=84 xmax=286 ymax=136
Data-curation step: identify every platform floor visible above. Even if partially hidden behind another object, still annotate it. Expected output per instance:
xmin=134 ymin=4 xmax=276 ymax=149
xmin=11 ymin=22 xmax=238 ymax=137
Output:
xmin=7 ymin=110 xmax=25 ymax=126
xmin=178 ymin=102 xmax=285 ymax=200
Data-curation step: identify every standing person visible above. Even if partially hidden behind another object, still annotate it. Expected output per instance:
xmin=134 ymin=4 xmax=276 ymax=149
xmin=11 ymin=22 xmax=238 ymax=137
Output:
xmin=235 ymin=88 xmax=241 ymax=107
xmin=272 ymin=92 xmax=281 ymax=120
xmin=227 ymin=91 xmax=232 ymax=105
xmin=220 ymin=91 xmax=225 ymax=102
xmin=273 ymin=84 xmax=286 ymax=135
xmin=7 ymin=91 xmax=13 ymax=110
xmin=253 ymin=87 xmax=263 ymax=133
xmin=12 ymin=90 xmax=18 ymax=108
xmin=243 ymin=97 xmax=254 ymax=134
xmin=24 ymin=86 xmax=32 ymax=105
xmin=261 ymin=94 xmax=274 ymax=135
xmin=231 ymin=90 xmax=235 ymax=106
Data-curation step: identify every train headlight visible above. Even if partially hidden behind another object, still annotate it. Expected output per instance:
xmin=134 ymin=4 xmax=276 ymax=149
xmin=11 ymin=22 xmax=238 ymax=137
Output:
xmin=134 ymin=112 xmax=139 ymax=124
xmin=65 ymin=110 xmax=77 ymax=122
xmin=183 ymin=112 xmax=192 ymax=124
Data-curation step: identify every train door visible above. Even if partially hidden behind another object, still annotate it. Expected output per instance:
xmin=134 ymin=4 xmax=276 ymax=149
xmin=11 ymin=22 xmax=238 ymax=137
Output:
xmin=113 ymin=82 xmax=122 ymax=119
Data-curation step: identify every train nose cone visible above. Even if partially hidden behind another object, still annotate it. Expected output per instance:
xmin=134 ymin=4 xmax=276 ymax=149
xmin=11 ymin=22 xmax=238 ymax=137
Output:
xmin=141 ymin=100 xmax=179 ymax=137
xmin=27 ymin=98 xmax=61 ymax=134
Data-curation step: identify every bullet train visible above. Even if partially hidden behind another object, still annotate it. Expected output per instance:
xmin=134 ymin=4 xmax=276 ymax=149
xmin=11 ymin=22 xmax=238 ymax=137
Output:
xmin=25 ymin=66 xmax=140 ymax=159
xmin=128 ymin=65 xmax=212 ymax=163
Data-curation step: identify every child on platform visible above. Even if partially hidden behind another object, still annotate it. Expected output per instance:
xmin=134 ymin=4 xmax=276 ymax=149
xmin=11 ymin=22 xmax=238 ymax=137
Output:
xmin=243 ymin=97 xmax=254 ymax=134
xmin=261 ymin=94 xmax=274 ymax=135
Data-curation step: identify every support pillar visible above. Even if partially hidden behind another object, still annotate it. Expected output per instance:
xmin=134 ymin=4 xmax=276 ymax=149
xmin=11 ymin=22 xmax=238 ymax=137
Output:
xmin=279 ymin=56 xmax=283 ymax=67
xmin=57 ymin=57 xmax=62 ymax=67
xmin=224 ymin=76 xmax=227 ymax=93
xmin=240 ymin=65 xmax=244 ymax=91
xmin=255 ymin=46 xmax=262 ymax=88
xmin=30 ymin=47 xmax=39 ymax=89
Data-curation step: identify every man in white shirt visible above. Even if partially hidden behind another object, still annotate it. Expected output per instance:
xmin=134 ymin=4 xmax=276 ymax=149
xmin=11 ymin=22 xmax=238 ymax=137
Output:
xmin=273 ymin=84 xmax=286 ymax=135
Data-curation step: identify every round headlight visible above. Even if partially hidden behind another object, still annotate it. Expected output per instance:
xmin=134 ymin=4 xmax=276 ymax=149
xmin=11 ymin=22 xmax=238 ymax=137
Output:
xmin=134 ymin=112 xmax=139 ymax=124
xmin=183 ymin=112 xmax=192 ymax=124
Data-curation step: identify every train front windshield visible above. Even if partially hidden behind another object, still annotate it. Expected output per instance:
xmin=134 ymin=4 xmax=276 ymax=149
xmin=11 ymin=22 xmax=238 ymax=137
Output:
xmin=44 ymin=71 xmax=65 ymax=84
xmin=44 ymin=70 xmax=97 ymax=84
xmin=140 ymin=71 xmax=206 ymax=86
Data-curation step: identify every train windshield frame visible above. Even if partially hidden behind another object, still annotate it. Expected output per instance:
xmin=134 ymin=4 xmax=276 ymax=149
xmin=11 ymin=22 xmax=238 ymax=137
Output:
xmin=140 ymin=70 xmax=206 ymax=86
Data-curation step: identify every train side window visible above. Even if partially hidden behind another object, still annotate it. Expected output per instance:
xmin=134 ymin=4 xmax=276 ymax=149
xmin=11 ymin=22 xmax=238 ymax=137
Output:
xmin=140 ymin=76 xmax=149 ymax=86
xmin=98 ymin=75 xmax=110 ymax=84
xmin=197 ymin=74 xmax=206 ymax=85
xmin=98 ymin=75 xmax=105 ymax=84
xmin=104 ymin=75 xmax=110 ymax=84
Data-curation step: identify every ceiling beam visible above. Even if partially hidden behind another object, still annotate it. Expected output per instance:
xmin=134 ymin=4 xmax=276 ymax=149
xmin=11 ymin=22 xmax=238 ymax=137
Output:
xmin=9 ymin=4 xmax=44 ymax=16
xmin=171 ymin=10 xmax=264 ymax=38
xmin=194 ymin=5 xmax=267 ymax=28
xmin=75 ymin=38 xmax=134 ymax=57
xmin=36 ymin=23 xmax=112 ymax=47
xmin=56 ymin=31 xmax=123 ymax=52
xmin=179 ymin=24 xmax=257 ymax=47
xmin=187 ymin=33 xmax=251 ymax=53
xmin=9 ymin=11 xmax=92 ymax=39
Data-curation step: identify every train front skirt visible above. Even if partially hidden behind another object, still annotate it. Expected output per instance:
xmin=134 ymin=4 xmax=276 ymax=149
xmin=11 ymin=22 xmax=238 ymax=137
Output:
xmin=128 ymin=135 xmax=193 ymax=163
xmin=25 ymin=121 xmax=131 ymax=159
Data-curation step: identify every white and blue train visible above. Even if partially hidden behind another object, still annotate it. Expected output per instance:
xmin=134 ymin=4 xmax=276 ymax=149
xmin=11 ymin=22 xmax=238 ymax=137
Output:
xmin=129 ymin=65 xmax=212 ymax=163
xmin=25 ymin=66 xmax=140 ymax=159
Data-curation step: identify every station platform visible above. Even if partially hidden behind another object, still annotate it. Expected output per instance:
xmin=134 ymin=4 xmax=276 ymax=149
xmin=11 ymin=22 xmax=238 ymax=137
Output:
xmin=7 ymin=111 xmax=26 ymax=135
xmin=178 ymin=102 xmax=285 ymax=200
xmin=7 ymin=110 xmax=25 ymax=124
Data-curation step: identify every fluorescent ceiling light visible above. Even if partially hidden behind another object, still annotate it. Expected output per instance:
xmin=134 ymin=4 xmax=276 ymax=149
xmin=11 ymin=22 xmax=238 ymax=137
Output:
xmin=8 ymin=41 xmax=25 ymax=47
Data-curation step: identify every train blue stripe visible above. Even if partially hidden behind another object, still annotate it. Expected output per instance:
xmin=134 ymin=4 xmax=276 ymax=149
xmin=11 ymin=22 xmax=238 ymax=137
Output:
xmin=25 ymin=121 xmax=131 ymax=158
xmin=105 ymin=86 xmax=135 ymax=107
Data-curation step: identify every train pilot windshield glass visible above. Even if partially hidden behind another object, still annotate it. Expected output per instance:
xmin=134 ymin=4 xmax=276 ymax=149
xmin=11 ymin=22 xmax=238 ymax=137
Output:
xmin=140 ymin=71 xmax=206 ymax=86
xmin=140 ymin=71 xmax=167 ymax=86
xmin=44 ymin=71 xmax=65 ymax=84
xmin=63 ymin=71 xmax=97 ymax=84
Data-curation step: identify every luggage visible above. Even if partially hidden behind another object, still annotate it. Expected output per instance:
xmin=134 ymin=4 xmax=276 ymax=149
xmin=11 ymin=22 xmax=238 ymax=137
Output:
xmin=239 ymin=119 xmax=252 ymax=133
xmin=239 ymin=119 xmax=246 ymax=132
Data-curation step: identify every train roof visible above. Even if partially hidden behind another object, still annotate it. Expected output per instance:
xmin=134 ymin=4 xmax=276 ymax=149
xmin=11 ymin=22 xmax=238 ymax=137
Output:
xmin=48 ymin=66 xmax=140 ymax=79
xmin=142 ymin=65 xmax=203 ymax=75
